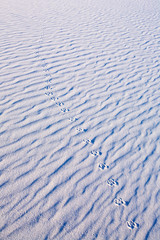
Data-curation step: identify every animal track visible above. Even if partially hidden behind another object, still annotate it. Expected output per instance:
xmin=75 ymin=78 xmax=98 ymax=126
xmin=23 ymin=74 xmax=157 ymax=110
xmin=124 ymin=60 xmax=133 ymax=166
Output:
xmin=51 ymin=97 xmax=58 ymax=101
xmin=45 ymin=85 xmax=52 ymax=90
xmin=56 ymin=102 xmax=64 ymax=106
xmin=61 ymin=108 xmax=69 ymax=112
xmin=45 ymin=92 xmax=53 ymax=96
xmin=46 ymin=78 xmax=51 ymax=83
xmin=127 ymin=220 xmax=138 ymax=229
xmin=107 ymin=178 xmax=118 ymax=186
xmin=83 ymin=139 xmax=92 ymax=144
xmin=44 ymin=68 xmax=49 ymax=73
xmin=91 ymin=150 xmax=101 ymax=156
xmin=76 ymin=127 xmax=86 ymax=132
xmin=98 ymin=163 xmax=109 ymax=170
xmin=114 ymin=197 xmax=126 ymax=206
xmin=69 ymin=117 xmax=77 ymax=122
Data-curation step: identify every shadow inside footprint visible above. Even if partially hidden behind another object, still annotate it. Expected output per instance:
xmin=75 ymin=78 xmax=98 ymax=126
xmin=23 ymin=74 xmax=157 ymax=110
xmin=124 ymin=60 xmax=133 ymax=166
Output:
xmin=125 ymin=201 xmax=129 ymax=206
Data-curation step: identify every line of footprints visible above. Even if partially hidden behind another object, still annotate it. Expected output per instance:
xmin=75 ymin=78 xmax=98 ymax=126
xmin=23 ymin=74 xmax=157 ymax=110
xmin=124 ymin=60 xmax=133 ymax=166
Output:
xmin=39 ymin=46 xmax=139 ymax=231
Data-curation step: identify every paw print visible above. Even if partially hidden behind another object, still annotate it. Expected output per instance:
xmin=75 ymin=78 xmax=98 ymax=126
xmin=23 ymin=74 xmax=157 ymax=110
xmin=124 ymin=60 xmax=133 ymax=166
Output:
xmin=61 ymin=108 xmax=69 ymax=112
xmin=114 ymin=197 xmax=126 ymax=206
xmin=51 ymin=97 xmax=58 ymax=101
xmin=56 ymin=102 xmax=64 ymax=106
xmin=45 ymin=85 xmax=51 ymax=90
xmin=83 ymin=139 xmax=92 ymax=144
xmin=99 ymin=163 xmax=109 ymax=170
xmin=91 ymin=150 xmax=101 ymax=156
xmin=69 ymin=117 xmax=77 ymax=122
xmin=107 ymin=178 xmax=118 ymax=186
xmin=76 ymin=127 xmax=86 ymax=132
xmin=127 ymin=220 xmax=138 ymax=229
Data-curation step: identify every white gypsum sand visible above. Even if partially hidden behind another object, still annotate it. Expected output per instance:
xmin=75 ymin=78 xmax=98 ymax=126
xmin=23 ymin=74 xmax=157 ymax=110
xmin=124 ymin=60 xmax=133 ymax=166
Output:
xmin=0 ymin=0 xmax=160 ymax=239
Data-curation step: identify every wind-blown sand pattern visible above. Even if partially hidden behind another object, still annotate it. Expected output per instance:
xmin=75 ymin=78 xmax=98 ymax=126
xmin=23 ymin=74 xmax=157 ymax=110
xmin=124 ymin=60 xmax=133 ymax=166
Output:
xmin=0 ymin=0 xmax=160 ymax=239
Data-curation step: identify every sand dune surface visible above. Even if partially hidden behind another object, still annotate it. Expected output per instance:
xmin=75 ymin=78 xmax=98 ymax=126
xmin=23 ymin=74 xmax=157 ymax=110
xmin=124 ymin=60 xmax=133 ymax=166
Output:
xmin=0 ymin=0 xmax=160 ymax=239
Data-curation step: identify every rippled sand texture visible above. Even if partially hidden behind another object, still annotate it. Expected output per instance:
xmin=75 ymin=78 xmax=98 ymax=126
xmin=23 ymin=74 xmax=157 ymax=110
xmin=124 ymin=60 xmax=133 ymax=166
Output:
xmin=0 ymin=0 xmax=160 ymax=239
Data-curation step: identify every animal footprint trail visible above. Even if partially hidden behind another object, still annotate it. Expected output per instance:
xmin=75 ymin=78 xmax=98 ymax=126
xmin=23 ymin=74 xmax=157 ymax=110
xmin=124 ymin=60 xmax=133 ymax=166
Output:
xmin=36 ymin=43 xmax=57 ymax=106
xmin=32 ymin=7 xmax=139 ymax=240
xmin=37 ymin=17 xmax=127 ymax=240
xmin=39 ymin=57 xmax=64 ymax=114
